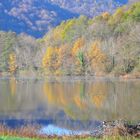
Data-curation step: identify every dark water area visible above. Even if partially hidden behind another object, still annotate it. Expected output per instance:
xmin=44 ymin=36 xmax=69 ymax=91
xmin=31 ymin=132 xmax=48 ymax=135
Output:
xmin=0 ymin=77 xmax=140 ymax=135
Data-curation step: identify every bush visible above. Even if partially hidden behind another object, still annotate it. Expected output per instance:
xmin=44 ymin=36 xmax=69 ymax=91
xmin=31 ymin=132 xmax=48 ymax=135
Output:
xmin=112 ymin=65 xmax=126 ymax=76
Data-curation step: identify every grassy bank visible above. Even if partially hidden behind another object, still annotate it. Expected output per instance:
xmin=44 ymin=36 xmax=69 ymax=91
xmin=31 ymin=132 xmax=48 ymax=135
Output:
xmin=0 ymin=122 xmax=140 ymax=140
xmin=0 ymin=136 xmax=140 ymax=140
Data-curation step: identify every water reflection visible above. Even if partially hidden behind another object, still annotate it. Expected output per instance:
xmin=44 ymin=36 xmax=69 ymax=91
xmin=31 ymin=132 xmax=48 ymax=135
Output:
xmin=9 ymin=77 xmax=17 ymax=96
xmin=42 ymin=81 xmax=108 ymax=120
xmin=40 ymin=125 xmax=90 ymax=136
xmin=0 ymin=78 xmax=140 ymax=132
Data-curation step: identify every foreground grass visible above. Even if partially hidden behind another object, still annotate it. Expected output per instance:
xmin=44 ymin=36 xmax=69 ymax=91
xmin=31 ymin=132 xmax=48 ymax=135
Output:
xmin=0 ymin=122 xmax=140 ymax=140
xmin=0 ymin=136 xmax=140 ymax=140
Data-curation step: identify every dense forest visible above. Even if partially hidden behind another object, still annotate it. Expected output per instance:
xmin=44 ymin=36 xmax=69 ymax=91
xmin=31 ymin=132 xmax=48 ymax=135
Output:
xmin=0 ymin=2 xmax=140 ymax=77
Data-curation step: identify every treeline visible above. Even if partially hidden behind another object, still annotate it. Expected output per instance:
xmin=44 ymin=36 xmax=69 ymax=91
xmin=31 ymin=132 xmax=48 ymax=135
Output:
xmin=0 ymin=2 xmax=140 ymax=76
xmin=0 ymin=32 xmax=40 ymax=75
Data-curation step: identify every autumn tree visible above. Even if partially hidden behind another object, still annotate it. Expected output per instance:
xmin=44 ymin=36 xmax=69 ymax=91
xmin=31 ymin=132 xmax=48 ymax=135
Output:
xmin=42 ymin=47 xmax=62 ymax=75
xmin=72 ymin=38 xmax=85 ymax=56
xmin=88 ymin=41 xmax=107 ymax=74
xmin=102 ymin=12 xmax=110 ymax=20
xmin=72 ymin=38 xmax=86 ymax=74
xmin=42 ymin=47 xmax=53 ymax=68
xmin=8 ymin=52 xmax=17 ymax=74
xmin=108 ymin=7 xmax=124 ymax=25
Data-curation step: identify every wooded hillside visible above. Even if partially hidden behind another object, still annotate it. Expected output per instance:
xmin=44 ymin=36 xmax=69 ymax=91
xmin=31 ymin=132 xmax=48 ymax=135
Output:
xmin=0 ymin=2 xmax=140 ymax=77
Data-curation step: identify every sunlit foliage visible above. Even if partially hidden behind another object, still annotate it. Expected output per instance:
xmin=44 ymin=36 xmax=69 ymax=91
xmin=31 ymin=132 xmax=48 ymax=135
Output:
xmin=102 ymin=12 xmax=110 ymax=20
xmin=8 ymin=53 xmax=17 ymax=74
xmin=42 ymin=47 xmax=61 ymax=75
xmin=88 ymin=41 xmax=107 ymax=73
xmin=72 ymin=38 xmax=85 ymax=56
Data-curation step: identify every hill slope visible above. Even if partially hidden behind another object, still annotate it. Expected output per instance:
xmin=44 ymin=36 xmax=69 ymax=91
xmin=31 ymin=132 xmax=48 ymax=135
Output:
xmin=48 ymin=0 xmax=128 ymax=17
xmin=0 ymin=0 xmax=79 ymax=38
xmin=0 ymin=0 xmax=128 ymax=38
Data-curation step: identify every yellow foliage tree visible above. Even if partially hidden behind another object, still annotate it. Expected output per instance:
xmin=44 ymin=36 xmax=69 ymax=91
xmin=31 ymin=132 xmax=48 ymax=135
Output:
xmin=108 ymin=7 xmax=124 ymax=25
xmin=72 ymin=38 xmax=86 ymax=74
xmin=9 ymin=53 xmax=17 ymax=74
xmin=42 ymin=47 xmax=54 ymax=68
xmin=62 ymin=19 xmax=76 ymax=39
xmin=42 ymin=47 xmax=62 ymax=74
xmin=52 ymin=27 xmax=64 ymax=40
xmin=88 ymin=41 xmax=107 ymax=72
xmin=113 ymin=8 xmax=124 ymax=19
xmin=72 ymin=38 xmax=85 ymax=56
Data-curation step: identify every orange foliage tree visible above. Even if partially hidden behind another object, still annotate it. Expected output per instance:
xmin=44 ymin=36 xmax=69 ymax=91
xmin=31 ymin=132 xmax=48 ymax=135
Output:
xmin=102 ymin=12 xmax=110 ymax=20
xmin=88 ymin=41 xmax=107 ymax=73
xmin=72 ymin=38 xmax=86 ymax=74
xmin=72 ymin=38 xmax=85 ymax=56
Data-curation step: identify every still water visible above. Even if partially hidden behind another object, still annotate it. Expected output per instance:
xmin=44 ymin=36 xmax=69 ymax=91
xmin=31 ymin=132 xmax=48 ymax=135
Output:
xmin=0 ymin=77 xmax=140 ymax=135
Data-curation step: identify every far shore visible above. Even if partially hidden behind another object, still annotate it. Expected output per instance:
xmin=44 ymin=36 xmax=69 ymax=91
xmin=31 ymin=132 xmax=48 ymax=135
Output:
xmin=0 ymin=71 xmax=140 ymax=80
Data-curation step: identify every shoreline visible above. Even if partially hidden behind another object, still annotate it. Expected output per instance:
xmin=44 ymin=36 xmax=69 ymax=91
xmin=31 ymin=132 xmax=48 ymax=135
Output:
xmin=0 ymin=73 xmax=140 ymax=81
xmin=0 ymin=121 xmax=140 ymax=139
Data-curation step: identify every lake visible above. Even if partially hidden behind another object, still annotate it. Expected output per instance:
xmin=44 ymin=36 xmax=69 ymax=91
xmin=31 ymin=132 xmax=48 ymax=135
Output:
xmin=0 ymin=77 xmax=140 ymax=136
